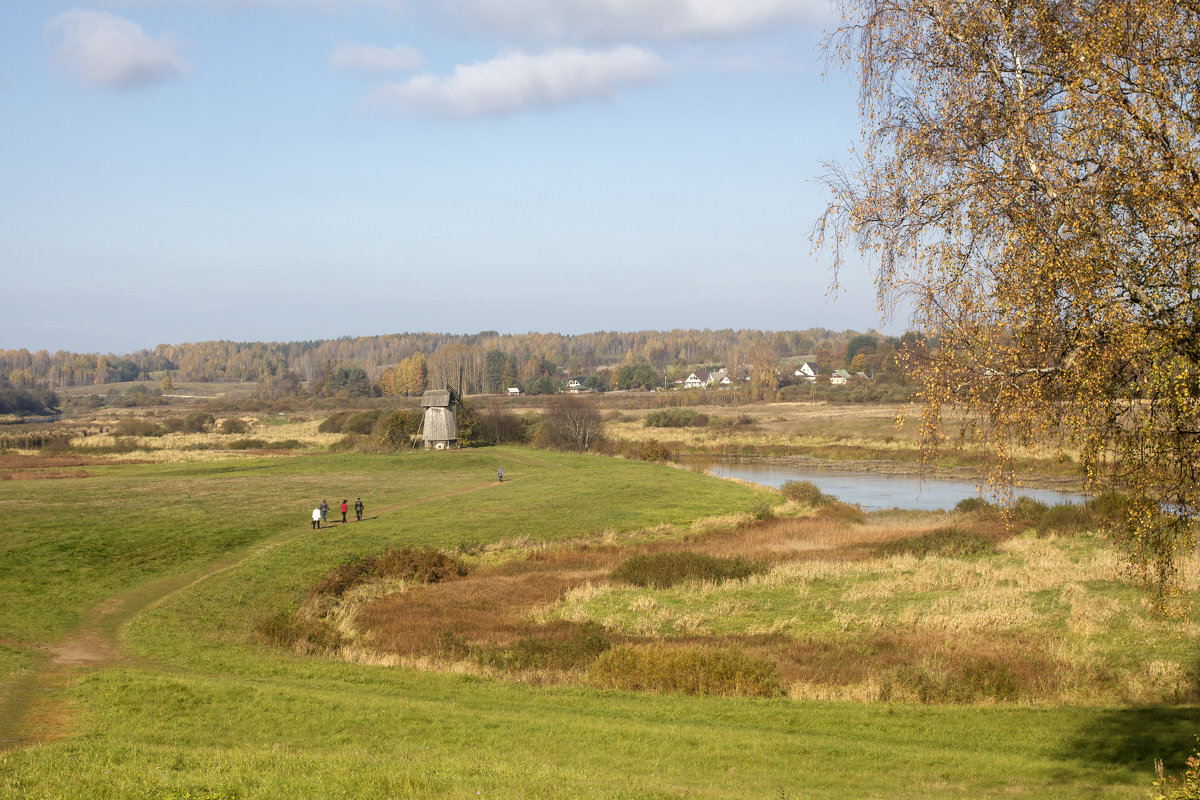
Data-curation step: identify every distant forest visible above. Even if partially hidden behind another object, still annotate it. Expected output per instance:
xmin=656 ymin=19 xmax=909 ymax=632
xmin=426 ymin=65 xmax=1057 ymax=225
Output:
xmin=0 ymin=328 xmax=914 ymax=397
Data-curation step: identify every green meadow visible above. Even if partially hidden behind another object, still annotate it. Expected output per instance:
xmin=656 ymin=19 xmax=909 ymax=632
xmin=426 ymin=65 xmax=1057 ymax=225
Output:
xmin=1 ymin=447 xmax=1196 ymax=798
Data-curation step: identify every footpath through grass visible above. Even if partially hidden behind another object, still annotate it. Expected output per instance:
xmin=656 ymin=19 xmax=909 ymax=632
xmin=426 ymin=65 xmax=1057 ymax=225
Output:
xmin=0 ymin=446 xmax=1195 ymax=798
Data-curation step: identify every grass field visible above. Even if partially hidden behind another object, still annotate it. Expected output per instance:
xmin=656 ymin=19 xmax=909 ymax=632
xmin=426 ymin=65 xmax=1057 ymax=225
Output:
xmin=1 ymin=445 xmax=1197 ymax=798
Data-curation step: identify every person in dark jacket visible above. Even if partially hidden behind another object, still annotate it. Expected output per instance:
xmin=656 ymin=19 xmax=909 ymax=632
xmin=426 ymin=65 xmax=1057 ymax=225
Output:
xmin=320 ymin=499 xmax=328 ymax=523
xmin=354 ymin=497 xmax=364 ymax=521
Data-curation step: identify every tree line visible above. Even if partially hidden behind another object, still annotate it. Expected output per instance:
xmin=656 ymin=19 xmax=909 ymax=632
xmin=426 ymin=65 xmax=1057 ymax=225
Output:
xmin=0 ymin=327 xmax=902 ymax=394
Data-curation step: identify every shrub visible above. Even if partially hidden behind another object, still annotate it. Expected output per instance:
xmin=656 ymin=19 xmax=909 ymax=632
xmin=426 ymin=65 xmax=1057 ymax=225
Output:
xmin=533 ymin=396 xmax=604 ymax=452
xmin=644 ymin=408 xmax=707 ymax=428
xmin=226 ymin=438 xmax=269 ymax=450
xmin=114 ymin=417 xmax=163 ymax=437
xmin=1038 ymin=503 xmax=1095 ymax=534
xmin=340 ymin=410 xmax=383 ymax=435
xmin=253 ymin=609 xmax=344 ymax=654
xmin=1153 ymin=740 xmax=1200 ymax=800
xmin=780 ymin=480 xmax=835 ymax=506
xmin=876 ymin=657 xmax=1021 ymax=703
xmin=374 ymin=409 xmax=424 ymax=448
xmin=824 ymin=500 xmax=868 ymax=524
xmin=636 ymin=440 xmax=672 ymax=462
xmin=219 ymin=417 xmax=249 ymax=434
xmin=586 ymin=645 xmax=782 ymax=697
xmin=1089 ymin=491 xmax=1132 ymax=523
xmin=476 ymin=406 xmax=533 ymax=445
xmin=753 ymin=502 xmax=775 ymax=521
xmin=318 ymin=411 xmax=352 ymax=434
xmin=473 ymin=623 xmax=612 ymax=672
xmin=612 ymin=551 xmax=764 ymax=589
xmin=954 ymin=496 xmax=993 ymax=513
xmin=311 ymin=547 xmax=467 ymax=598
xmin=182 ymin=412 xmax=215 ymax=433
xmin=876 ymin=527 xmax=995 ymax=558
xmin=1011 ymin=495 xmax=1049 ymax=521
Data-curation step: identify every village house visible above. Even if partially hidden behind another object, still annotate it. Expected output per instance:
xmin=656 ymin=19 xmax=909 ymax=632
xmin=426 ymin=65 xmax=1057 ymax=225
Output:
xmin=794 ymin=362 xmax=821 ymax=383
xmin=681 ymin=369 xmax=730 ymax=389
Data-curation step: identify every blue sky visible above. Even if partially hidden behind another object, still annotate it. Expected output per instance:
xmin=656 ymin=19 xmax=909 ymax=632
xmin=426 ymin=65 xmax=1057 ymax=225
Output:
xmin=1 ymin=0 xmax=892 ymax=355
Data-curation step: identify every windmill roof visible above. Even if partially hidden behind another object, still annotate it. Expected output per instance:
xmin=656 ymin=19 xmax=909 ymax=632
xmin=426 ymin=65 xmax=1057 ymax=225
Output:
xmin=421 ymin=389 xmax=453 ymax=407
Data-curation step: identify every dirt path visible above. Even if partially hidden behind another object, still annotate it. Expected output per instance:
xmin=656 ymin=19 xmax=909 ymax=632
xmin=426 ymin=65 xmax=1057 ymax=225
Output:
xmin=0 ymin=477 xmax=505 ymax=754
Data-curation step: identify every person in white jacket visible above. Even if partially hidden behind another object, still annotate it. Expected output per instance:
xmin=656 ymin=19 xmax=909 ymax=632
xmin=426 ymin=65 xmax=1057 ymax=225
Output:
xmin=311 ymin=506 xmax=321 ymax=530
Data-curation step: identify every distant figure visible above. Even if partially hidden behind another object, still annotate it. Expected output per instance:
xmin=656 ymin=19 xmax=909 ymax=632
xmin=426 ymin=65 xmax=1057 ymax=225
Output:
xmin=354 ymin=497 xmax=364 ymax=521
xmin=320 ymin=499 xmax=328 ymax=523
xmin=498 ymin=467 xmax=503 ymax=483
xmin=340 ymin=499 xmax=348 ymax=523
xmin=311 ymin=507 xmax=321 ymax=530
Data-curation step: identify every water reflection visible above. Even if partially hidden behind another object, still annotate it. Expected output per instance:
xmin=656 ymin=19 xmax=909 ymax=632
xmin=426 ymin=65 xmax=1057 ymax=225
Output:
xmin=695 ymin=458 xmax=1088 ymax=511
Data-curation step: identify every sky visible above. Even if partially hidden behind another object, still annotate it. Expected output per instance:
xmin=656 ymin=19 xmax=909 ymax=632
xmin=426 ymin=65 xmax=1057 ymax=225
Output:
xmin=1 ymin=0 xmax=894 ymax=355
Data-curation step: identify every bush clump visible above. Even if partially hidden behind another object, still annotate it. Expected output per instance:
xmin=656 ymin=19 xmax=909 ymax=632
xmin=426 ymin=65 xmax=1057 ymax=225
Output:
xmin=219 ymin=417 xmax=249 ymax=434
xmin=1037 ymin=503 xmax=1095 ymax=534
xmin=1153 ymin=740 xmax=1200 ymax=800
xmin=876 ymin=657 xmax=1022 ymax=703
xmin=876 ymin=527 xmax=996 ymax=559
xmin=253 ymin=609 xmax=344 ymax=654
xmin=114 ymin=417 xmax=164 ymax=437
xmin=182 ymin=412 xmax=215 ymax=433
xmin=311 ymin=547 xmax=467 ymax=598
xmin=612 ymin=551 xmax=764 ymax=589
xmin=1011 ymin=496 xmax=1049 ymax=520
xmin=644 ymin=408 xmax=708 ymax=428
xmin=586 ymin=645 xmax=782 ymax=697
xmin=318 ymin=410 xmax=386 ymax=435
xmin=466 ymin=623 xmax=613 ymax=672
xmin=225 ymin=438 xmax=269 ymax=450
xmin=780 ymin=480 xmax=836 ymax=506
xmin=374 ymin=409 xmax=424 ymax=448
xmin=317 ymin=411 xmax=352 ymax=433
xmin=954 ymin=496 xmax=994 ymax=513
xmin=636 ymin=440 xmax=672 ymax=462
xmin=1088 ymin=491 xmax=1131 ymax=523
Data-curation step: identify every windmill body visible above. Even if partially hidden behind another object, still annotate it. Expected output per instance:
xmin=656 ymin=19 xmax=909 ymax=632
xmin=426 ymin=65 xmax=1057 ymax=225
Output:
xmin=420 ymin=388 xmax=459 ymax=449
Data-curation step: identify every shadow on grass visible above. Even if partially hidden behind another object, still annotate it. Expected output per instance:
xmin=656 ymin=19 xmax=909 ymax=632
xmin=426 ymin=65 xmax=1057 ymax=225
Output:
xmin=1061 ymin=706 xmax=1200 ymax=774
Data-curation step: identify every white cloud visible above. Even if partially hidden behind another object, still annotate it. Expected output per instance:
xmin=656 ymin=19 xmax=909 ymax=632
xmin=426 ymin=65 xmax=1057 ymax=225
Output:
xmin=437 ymin=0 xmax=830 ymax=40
xmin=45 ymin=10 xmax=188 ymax=89
xmin=369 ymin=46 xmax=664 ymax=117
xmin=330 ymin=42 xmax=424 ymax=73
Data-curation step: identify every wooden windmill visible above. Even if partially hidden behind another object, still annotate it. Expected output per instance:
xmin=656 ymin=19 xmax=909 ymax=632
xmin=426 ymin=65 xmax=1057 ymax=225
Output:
xmin=419 ymin=386 xmax=460 ymax=449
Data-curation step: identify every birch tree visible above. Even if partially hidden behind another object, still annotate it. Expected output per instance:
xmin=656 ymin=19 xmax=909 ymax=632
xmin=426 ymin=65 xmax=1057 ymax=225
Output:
xmin=818 ymin=0 xmax=1200 ymax=604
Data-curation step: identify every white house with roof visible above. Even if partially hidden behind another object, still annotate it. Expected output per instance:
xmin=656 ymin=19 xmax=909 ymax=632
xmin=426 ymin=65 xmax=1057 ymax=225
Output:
xmin=830 ymin=369 xmax=853 ymax=385
xmin=794 ymin=362 xmax=821 ymax=382
xmin=682 ymin=369 xmax=731 ymax=389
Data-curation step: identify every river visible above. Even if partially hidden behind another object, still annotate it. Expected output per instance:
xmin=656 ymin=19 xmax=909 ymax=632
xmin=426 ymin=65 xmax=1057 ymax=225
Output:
xmin=696 ymin=458 xmax=1089 ymax=511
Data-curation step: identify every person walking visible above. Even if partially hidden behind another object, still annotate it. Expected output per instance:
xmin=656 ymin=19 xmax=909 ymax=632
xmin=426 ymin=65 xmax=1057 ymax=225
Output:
xmin=340 ymin=499 xmax=348 ymax=523
xmin=498 ymin=467 xmax=503 ymax=483
xmin=354 ymin=497 xmax=364 ymax=521
xmin=320 ymin=499 xmax=328 ymax=523
xmin=311 ymin=506 xmax=321 ymax=530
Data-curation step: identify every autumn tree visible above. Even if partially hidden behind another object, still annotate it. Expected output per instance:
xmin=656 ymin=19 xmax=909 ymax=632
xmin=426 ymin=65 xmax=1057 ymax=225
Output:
xmin=382 ymin=353 xmax=428 ymax=397
xmin=818 ymin=0 xmax=1200 ymax=603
